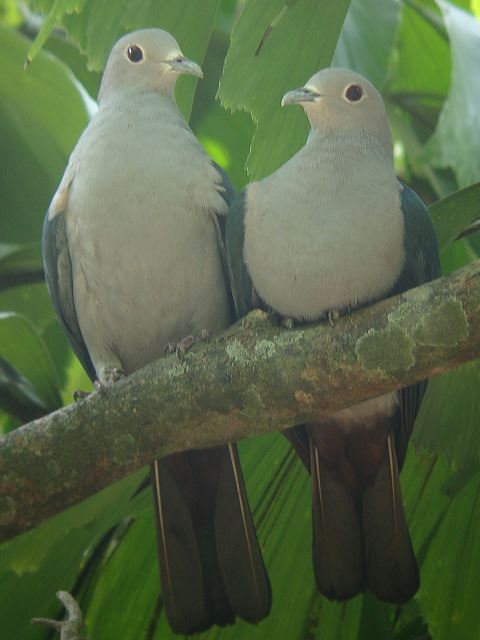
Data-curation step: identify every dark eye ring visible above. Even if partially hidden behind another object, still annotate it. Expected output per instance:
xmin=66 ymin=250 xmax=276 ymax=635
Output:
xmin=126 ymin=45 xmax=144 ymax=63
xmin=344 ymin=84 xmax=363 ymax=102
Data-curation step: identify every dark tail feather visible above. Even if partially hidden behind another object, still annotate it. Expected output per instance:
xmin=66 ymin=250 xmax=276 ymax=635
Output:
xmin=151 ymin=445 xmax=270 ymax=634
xmin=151 ymin=454 xmax=233 ymax=635
xmin=215 ymin=444 xmax=272 ymax=622
xmin=309 ymin=436 xmax=364 ymax=600
xmin=151 ymin=458 xmax=218 ymax=634
xmin=362 ymin=432 xmax=419 ymax=603
xmin=283 ymin=425 xmax=310 ymax=469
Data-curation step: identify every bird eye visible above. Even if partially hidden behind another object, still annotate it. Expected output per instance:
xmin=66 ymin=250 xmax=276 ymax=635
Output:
xmin=126 ymin=45 xmax=144 ymax=63
xmin=344 ymin=84 xmax=363 ymax=102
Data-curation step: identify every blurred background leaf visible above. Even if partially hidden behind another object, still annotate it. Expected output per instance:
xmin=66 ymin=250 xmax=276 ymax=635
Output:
xmin=1 ymin=0 xmax=480 ymax=638
xmin=0 ymin=25 xmax=88 ymax=243
xmin=24 ymin=0 xmax=222 ymax=120
xmin=422 ymin=0 xmax=480 ymax=187
xmin=218 ymin=0 xmax=351 ymax=179
xmin=332 ymin=0 xmax=400 ymax=87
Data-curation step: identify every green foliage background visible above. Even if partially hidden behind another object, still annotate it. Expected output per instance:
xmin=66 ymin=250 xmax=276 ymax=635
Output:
xmin=0 ymin=0 xmax=480 ymax=638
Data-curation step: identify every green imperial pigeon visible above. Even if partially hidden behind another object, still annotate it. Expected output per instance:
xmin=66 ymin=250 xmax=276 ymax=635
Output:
xmin=226 ymin=68 xmax=440 ymax=604
xmin=43 ymin=29 xmax=270 ymax=634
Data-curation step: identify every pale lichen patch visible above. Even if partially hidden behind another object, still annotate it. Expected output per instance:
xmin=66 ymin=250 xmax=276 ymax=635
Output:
xmin=226 ymin=339 xmax=250 ymax=366
xmin=389 ymin=300 xmax=430 ymax=335
xmin=387 ymin=296 xmax=468 ymax=348
xmin=295 ymin=390 xmax=316 ymax=407
xmin=254 ymin=339 xmax=276 ymax=359
xmin=356 ymin=324 xmax=415 ymax=372
xmin=413 ymin=299 xmax=469 ymax=346
xmin=165 ymin=360 xmax=189 ymax=379
xmin=403 ymin=284 xmax=431 ymax=304
xmin=275 ymin=329 xmax=305 ymax=348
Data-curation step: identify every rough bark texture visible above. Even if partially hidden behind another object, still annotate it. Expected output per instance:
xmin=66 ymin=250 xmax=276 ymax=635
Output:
xmin=1 ymin=261 xmax=479 ymax=542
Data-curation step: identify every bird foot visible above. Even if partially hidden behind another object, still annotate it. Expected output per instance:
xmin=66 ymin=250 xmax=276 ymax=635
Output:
xmin=73 ymin=389 xmax=91 ymax=402
xmin=165 ymin=330 xmax=210 ymax=359
xmin=281 ymin=316 xmax=295 ymax=329
xmin=327 ymin=308 xmax=340 ymax=326
xmin=175 ymin=336 xmax=195 ymax=358
xmin=94 ymin=368 xmax=126 ymax=394
xmin=267 ymin=311 xmax=295 ymax=329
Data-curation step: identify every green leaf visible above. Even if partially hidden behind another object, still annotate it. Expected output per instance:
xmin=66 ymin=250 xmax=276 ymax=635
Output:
xmin=386 ymin=2 xmax=453 ymax=197
xmin=390 ymin=1 xmax=451 ymax=96
xmin=191 ymin=33 xmax=254 ymax=189
xmin=0 ymin=356 xmax=47 ymax=422
xmin=0 ymin=0 xmax=22 ymax=26
xmin=332 ymin=0 xmax=400 ymax=87
xmin=401 ymin=448 xmax=480 ymax=640
xmin=80 ymin=436 xmax=396 ymax=639
xmin=0 ymin=469 xmax=149 ymax=640
xmin=0 ymin=312 xmax=60 ymax=411
xmin=0 ymin=26 xmax=89 ymax=244
xmin=423 ymin=1 xmax=480 ymax=187
xmin=0 ymin=243 xmax=43 ymax=291
xmin=0 ymin=526 xmax=101 ymax=640
xmin=82 ymin=508 xmax=159 ymax=640
xmin=429 ymin=181 xmax=480 ymax=250
xmin=43 ymin=31 xmax=102 ymax=100
xmin=218 ymin=0 xmax=351 ymax=179
xmin=26 ymin=0 xmax=221 ymax=121
xmin=414 ymin=360 xmax=480 ymax=469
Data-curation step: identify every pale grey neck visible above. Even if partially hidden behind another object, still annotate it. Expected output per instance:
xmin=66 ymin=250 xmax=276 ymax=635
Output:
xmin=304 ymin=127 xmax=395 ymax=172
xmin=98 ymin=89 xmax=186 ymax=127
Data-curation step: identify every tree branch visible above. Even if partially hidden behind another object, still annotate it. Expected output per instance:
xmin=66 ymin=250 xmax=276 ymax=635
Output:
xmin=1 ymin=261 xmax=479 ymax=542
xmin=32 ymin=591 xmax=85 ymax=640
xmin=458 ymin=218 xmax=480 ymax=241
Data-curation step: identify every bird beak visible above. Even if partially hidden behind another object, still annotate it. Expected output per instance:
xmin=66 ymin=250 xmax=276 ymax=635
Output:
xmin=281 ymin=86 xmax=321 ymax=106
xmin=166 ymin=55 xmax=203 ymax=79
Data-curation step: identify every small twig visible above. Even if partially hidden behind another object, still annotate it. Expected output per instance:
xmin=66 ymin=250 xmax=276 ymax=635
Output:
xmin=32 ymin=591 xmax=86 ymax=640
xmin=457 ymin=218 xmax=480 ymax=241
xmin=254 ymin=0 xmax=299 ymax=55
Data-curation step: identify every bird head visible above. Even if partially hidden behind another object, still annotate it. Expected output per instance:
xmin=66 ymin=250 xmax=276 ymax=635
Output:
xmin=282 ymin=68 xmax=393 ymax=155
xmin=98 ymin=29 xmax=203 ymax=103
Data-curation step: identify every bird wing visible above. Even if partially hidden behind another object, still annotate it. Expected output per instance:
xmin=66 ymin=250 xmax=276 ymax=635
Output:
xmin=390 ymin=184 xmax=441 ymax=466
xmin=392 ymin=184 xmax=441 ymax=293
xmin=42 ymin=170 xmax=96 ymax=381
xmin=361 ymin=185 xmax=440 ymax=602
xmin=213 ymin=160 xmax=236 ymax=207
xmin=211 ymin=162 xmax=237 ymax=319
xmin=225 ymin=191 xmax=257 ymax=319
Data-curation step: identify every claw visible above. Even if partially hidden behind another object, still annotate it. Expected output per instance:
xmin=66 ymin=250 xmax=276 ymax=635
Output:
xmin=176 ymin=335 xmax=195 ymax=358
xmin=94 ymin=379 xmax=106 ymax=394
xmin=166 ymin=330 xmax=209 ymax=359
xmin=327 ymin=308 xmax=340 ymax=326
xmin=108 ymin=368 xmax=126 ymax=384
xmin=282 ymin=317 xmax=295 ymax=329
xmin=164 ymin=342 xmax=176 ymax=354
xmin=73 ymin=389 xmax=91 ymax=402
xmin=95 ymin=368 xmax=126 ymax=393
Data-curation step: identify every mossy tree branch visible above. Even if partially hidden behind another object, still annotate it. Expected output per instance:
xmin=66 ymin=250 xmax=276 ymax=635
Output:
xmin=1 ymin=261 xmax=480 ymax=542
